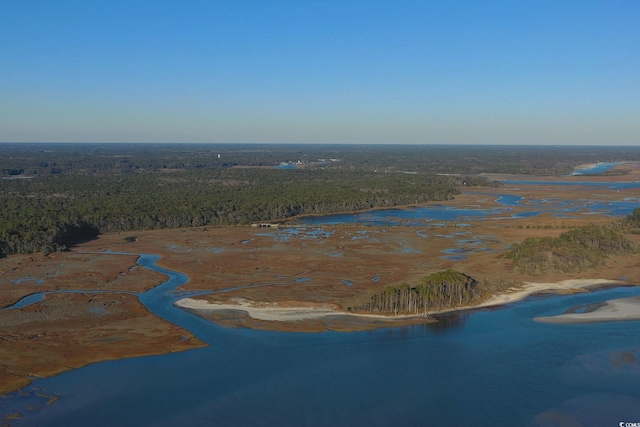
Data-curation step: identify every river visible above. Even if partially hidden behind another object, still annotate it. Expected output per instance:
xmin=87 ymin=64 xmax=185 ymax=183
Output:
xmin=2 ymin=252 xmax=640 ymax=426
xmin=3 ymin=174 xmax=640 ymax=425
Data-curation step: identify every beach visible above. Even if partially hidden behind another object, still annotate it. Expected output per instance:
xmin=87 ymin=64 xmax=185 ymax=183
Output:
xmin=175 ymin=278 xmax=627 ymax=323
xmin=175 ymin=298 xmax=341 ymax=321
xmin=174 ymin=297 xmax=429 ymax=321
xmin=476 ymin=279 xmax=624 ymax=308
xmin=535 ymin=296 xmax=640 ymax=324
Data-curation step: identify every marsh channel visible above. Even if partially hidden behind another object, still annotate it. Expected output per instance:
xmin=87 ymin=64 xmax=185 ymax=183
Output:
xmin=3 ymin=173 xmax=640 ymax=426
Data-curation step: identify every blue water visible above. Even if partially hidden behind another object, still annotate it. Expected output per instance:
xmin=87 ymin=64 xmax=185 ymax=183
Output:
xmin=3 ymin=176 xmax=640 ymax=425
xmin=571 ymin=162 xmax=621 ymax=175
xmin=501 ymin=180 xmax=640 ymax=190
xmin=295 ymin=184 xmax=640 ymax=226
xmin=496 ymin=194 xmax=523 ymax=206
xmin=4 ymin=289 xmax=138 ymax=311
xmin=7 ymin=292 xmax=46 ymax=309
xmin=298 ymin=197 xmax=640 ymax=225
xmin=4 ymin=272 xmax=640 ymax=426
xmin=13 ymin=277 xmax=45 ymax=285
xmin=299 ymin=206 xmax=506 ymax=226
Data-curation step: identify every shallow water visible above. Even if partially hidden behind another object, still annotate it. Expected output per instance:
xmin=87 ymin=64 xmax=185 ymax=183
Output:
xmin=571 ymin=162 xmax=621 ymax=175
xmin=297 ymin=190 xmax=640 ymax=226
xmin=12 ymin=277 xmax=45 ymax=285
xmin=501 ymin=179 xmax=640 ymax=190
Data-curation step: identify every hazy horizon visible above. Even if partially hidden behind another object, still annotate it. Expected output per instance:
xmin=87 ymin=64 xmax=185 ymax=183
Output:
xmin=2 ymin=1 xmax=639 ymax=145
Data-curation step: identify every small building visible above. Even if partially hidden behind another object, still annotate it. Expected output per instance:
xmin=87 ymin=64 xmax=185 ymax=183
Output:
xmin=251 ymin=223 xmax=280 ymax=228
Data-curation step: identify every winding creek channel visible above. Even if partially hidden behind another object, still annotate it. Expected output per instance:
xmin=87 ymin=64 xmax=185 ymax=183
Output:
xmin=2 ymin=251 xmax=640 ymax=426
xmin=3 ymin=172 xmax=640 ymax=425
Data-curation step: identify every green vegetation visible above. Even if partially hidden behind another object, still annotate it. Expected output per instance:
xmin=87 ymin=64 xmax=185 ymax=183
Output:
xmin=505 ymin=225 xmax=637 ymax=275
xmin=348 ymin=270 xmax=482 ymax=315
xmin=3 ymin=143 xmax=640 ymax=177
xmin=622 ymin=207 xmax=640 ymax=234
xmin=3 ymin=143 xmax=640 ymax=257
xmin=0 ymin=161 xmax=461 ymax=256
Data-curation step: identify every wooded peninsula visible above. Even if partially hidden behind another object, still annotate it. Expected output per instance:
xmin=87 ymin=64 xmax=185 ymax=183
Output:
xmin=3 ymin=143 xmax=640 ymax=257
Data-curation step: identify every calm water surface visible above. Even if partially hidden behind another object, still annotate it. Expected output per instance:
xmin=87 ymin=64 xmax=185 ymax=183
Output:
xmin=3 ymin=176 xmax=640 ymax=426
xmin=299 ymin=196 xmax=640 ymax=226
xmin=571 ymin=162 xmax=622 ymax=175
xmin=3 ymin=256 xmax=640 ymax=426
xmin=297 ymin=174 xmax=640 ymax=227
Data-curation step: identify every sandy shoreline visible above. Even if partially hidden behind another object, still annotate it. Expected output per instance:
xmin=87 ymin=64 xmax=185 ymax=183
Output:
xmin=175 ymin=279 xmax=627 ymax=323
xmin=174 ymin=297 xmax=424 ymax=321
xmin=175 ymin=298 xmax=342 ymax=321
xmin=473 ymin=279 xmax=625 ymax=309
xmin=535 ymin=296 xmax=640 ymax=324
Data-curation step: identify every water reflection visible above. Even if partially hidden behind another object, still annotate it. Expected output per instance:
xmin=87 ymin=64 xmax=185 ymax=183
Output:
xmin=428 ymin=312 xmax=470 ymax=332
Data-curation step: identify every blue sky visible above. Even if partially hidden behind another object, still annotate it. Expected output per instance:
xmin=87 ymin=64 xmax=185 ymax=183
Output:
xmin=1 ymin=0 xmax=639 ymax=144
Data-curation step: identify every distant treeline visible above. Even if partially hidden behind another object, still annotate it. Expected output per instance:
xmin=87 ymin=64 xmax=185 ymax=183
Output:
xmin=348 ymin=270 xmax=484 ymax=315
xmin=0 ymin=167 xmax=462 ymax=256
xmin=506 ymin=218 xmax=639 ymax=275
xmin=3 ymin=143 xmax=640 ymax=257
xmin=3 ymin=143 xmax=640 ymax=176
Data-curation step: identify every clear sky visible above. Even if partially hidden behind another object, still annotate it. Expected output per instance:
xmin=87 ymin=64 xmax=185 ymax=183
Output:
xmin=1 ymin=0 xmax=639 ymax=144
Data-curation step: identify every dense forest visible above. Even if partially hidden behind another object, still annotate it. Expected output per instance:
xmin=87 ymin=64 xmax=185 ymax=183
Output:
xmin=0 ymin=145 xmax=472 ymax=255
xmin=347 ymin=270 xmax=484 ymax=315
xmin=3 ymin=143 xmax=640 ymax=257
xmin=505 ymin=222 xmax=638 ymax=275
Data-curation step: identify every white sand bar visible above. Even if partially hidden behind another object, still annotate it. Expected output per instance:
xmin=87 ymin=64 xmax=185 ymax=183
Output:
xmin=175 ymin=279 xmax=628 ymax=323
xmin=175 ymin=297 xmax=427 ymax=321
xmin=175 ymin=298 xmax=343 ymax=321
xmin=476 ymin=279 xmax=624 ymax=309
xmin=535 ymin=296 xmax=640 ymax=324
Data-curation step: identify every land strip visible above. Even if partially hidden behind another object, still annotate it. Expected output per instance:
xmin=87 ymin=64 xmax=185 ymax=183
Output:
xmin=2 ymin=170 xmax=640 ymax=394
